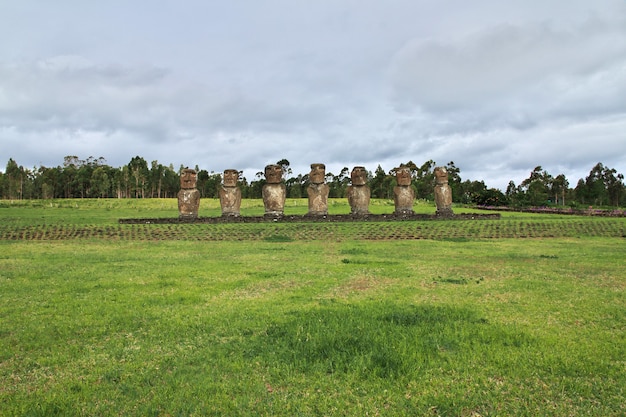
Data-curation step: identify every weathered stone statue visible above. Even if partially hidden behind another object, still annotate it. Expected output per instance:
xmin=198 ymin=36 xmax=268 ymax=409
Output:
xmin=346 ymin=166 xmax=370 ymax=215
xmin=434 ymin=166 xmax=453 ymax=216
xmin=307 ymin=163 xmax=329 ymax=216
xmin=219 ymin=169 xmax=242 ymax=217
xmin=262 ymin=164 xmax=286 ymax=216
xmin=178 ymin=168 xmax=200 ymax=219
xmin=393 ymin=165 xmax=415 ymax=215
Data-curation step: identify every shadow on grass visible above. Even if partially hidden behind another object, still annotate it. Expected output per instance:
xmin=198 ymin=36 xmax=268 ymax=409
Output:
xmin=248 ymin=302 xmax=534 ymax=379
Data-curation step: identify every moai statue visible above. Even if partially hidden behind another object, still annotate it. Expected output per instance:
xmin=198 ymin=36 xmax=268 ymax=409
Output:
xmin=434 ymin=166 xmax=453 ymax=217
xmin=307 ymin=163 xmax=329 ymax=216
xmin=393 ymin=165 xmax=415 ymax=215
xmin=178 ymin=168 xmax=200 ymax=219
xmin=219 ymin=169 xmax=242 ymax=217
xmin=346 ymin=166 xmax=370 ymax=215
xmin=262 ymin=164 xmax=286 ymax=217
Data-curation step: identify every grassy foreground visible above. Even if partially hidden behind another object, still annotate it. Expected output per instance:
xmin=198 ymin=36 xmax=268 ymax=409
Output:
xmin=1 ymin=199 xmax=625 ymax=416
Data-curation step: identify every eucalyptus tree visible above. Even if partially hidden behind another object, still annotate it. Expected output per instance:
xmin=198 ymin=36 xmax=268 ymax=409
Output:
xmin=162 ymin=164 xmax=180 ymax=198
xmin=577 ymin=163 xmax=625 ymax=207
xmin=413 ymin=160 xmax=436 ymax=200
xmin=286 ymin=174 xmax=307 ymax=198
xmin=445 ymin=161 xmax=463 ymax=202
xmin=196 ymin=170 xmax=222 ymax=198
xmin=328 ymin=167 xmax=350 ymax=198
xmin=551 ymin=174 xmax=569 ymax=206
xmin=369 ymin=165 xmax=390 ymax=199
xmin=128 ymin=156 xmax=149 ymax=198
xmin=520 ymin=166 xmax=553 ymax=206
xmin=603 ymin=167 xmax=624 ymax=207
xmin=3 ymin=158 xmax=24 ymax=199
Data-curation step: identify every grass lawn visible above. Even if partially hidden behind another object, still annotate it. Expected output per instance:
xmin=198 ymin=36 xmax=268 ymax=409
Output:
xmin=0 ymin=199 xmax=624 ymax=416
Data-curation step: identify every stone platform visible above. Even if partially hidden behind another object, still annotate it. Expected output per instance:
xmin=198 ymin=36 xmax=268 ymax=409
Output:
xmin=119 ymin=213 xmax=500 ymax=224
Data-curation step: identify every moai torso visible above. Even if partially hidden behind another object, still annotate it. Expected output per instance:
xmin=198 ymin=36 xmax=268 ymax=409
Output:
xmin=347 ymin=166 xmax=370 ymax=215
xmin=307 ymin=163 xmax=329 ymax=215
xmin=219 ymin=169 xmax=242 ymax=217
xmin=262 ymin=164 xmax=286 ymax=216
xmin=434 ymin=166 xmax=453 ymax=216
xmin=178 ymin=168 xmax=200 ymax=219
xmin=393 ymin=165 xmax=415 ymax=214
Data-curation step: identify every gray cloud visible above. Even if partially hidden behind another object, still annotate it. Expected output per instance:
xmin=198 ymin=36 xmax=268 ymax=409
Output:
xmin=389 ymin=16 xmax=626 ymax=123
xmin=1 ymin=1 xmax=625 ymax=190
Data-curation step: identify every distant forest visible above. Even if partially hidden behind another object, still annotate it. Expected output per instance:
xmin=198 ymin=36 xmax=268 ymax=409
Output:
xmin=1 ymin=155 xmax=624 ymax=207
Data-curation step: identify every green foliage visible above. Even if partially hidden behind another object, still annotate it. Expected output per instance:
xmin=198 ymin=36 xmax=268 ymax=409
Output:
xmin=3 ymin=156 xmax=624 ymax=207
xmin=508 ymin=163 xmax=625 ymax=208
xmin=575 ymin=162 xmax=625 ymax=207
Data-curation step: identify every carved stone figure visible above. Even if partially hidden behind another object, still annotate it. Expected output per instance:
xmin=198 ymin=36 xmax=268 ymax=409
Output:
xmin=219 ymin=169 xmax=242 ymax=217
xmin=307 ymin=163 xmax=329 ymax=216
xmin=178 ymin=168 xmax=200 ymax=219
xmin=346 ymin=166 xmax=370 ymax=215
xmin=393 ymin=165 xmax=415 ymax=214
xmin=434 ymin=166 xmax=453 ymax=216
xmin=262 ymin=164 xmax=286 ymax=216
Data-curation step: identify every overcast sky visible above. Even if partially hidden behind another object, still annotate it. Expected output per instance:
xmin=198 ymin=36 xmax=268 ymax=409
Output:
xmin=1 ymin=0 xmax=625 ymax=190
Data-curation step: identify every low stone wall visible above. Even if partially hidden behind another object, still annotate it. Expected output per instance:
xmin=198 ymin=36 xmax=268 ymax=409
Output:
xmin=476 ymin=206 xmax=626 ymax=217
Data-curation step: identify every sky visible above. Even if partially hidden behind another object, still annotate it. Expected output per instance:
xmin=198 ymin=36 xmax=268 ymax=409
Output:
xmin=1 ymin=0 xmax=625 ymax=190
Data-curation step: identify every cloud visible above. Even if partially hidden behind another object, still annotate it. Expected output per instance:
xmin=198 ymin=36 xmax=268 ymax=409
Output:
xmin=388 ymin=16 xmax=626 ymax=131
xmin=0 ymin=56 xmax=170 ymax=133
xmin=0 ymin=53 xmax=361 ymax=178
xmin=1 ymin=1 xmax=625 ymax=192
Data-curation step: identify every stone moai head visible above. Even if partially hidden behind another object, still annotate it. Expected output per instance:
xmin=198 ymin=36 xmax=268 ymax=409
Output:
xmin=223 ymin=169 xmax=239 ymax=187
xmin=351 ymin=166 xmax=367 ymax=186
xmin=264 ymin=164 xmax=283 ymax=184
xmin=434 ymin=166 xmax=448 ymax=185
xmin=180 ymin=168 xmax=197 ymax=189
xmin=309 ymin=163 xmax=326 ymax=184
xmin=396 ymin=165 xmax=412 ymax=186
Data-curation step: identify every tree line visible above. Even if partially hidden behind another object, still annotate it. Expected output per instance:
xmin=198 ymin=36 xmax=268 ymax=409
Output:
xmin=1 ymin=156 xmax=624 ymax=207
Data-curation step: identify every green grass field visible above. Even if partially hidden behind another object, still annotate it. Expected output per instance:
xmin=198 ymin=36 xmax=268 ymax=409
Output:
xmin=1 ymin=199 xmax=625 ymax=416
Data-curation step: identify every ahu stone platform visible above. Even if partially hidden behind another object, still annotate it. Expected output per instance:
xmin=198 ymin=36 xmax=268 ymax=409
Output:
xmin=119 ymin=213 xmax=501 ymax=224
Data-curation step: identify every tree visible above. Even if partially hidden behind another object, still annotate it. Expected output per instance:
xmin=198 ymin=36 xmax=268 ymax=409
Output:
xmin=161 ymin=165 xmax=179 ymax=198
xmin=473 ymin=186 xmax=507 ymax=206
xmin=76 ymin=162 xmax=93 ymax=198
xmin=239 ymin=174 xmax=251 ymax=198
xmin=128 ymin=156 xmax=149 ymax=198
xmin=4 ymin=158 xmax=24 ymax=199
xmin=286 ymin=174 xmax=306 ymax=198
xmin=91 ymin=166 xmax=112 ymax=198
xmin=413 ymin=160 xmax=436 ymax=200
xmin=247 ymin=170 xmax=266 ymax=199
xmin=603 ymin=166 xmax=624 ymax=207
xmin=520 ymin=166 xmax=552 ymax=206
xmin=551 ymin=174 xmax=569 ymax=206
xmin=149 ymin=161 xmax=166 ymax=198
xmin=459 ymin=180 xmax=488 ymax=205
xmin=582 ymin=163 xmax=608 ymax=206
xmin=275 ymin=159 xmax=292 ymax=179
xmin=34 ymin=166 xmax=50 ymax=199
xmin=505 ymin=181 xmax=523 ymax=206
xmin=574 ymin=178 xmax=588 ymax=205
xmin=445 ymin=161 xmax=463 ymax=202
xmin=61 ymin=156 xmax=81 ymax=198
xmin=369 ymin=165 xmax=390 ymax=199
xmin=113 ymin=166 xmax=130 ymax=198
xmin=196 ymin=170 xmax=222 ymax=198
xmin=328 ymin=167 xmax=350 ymax=198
